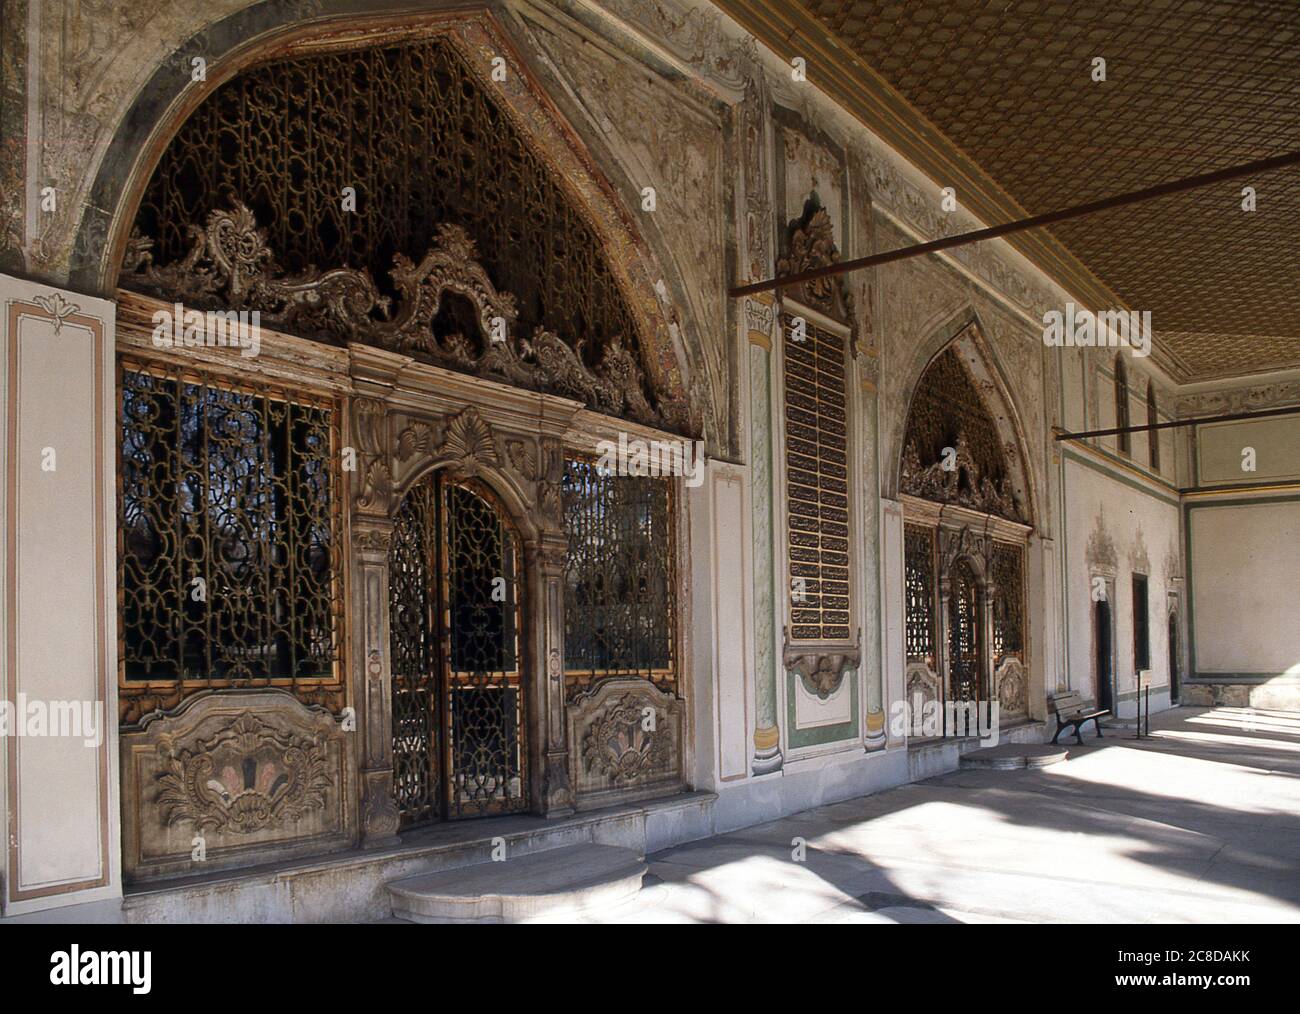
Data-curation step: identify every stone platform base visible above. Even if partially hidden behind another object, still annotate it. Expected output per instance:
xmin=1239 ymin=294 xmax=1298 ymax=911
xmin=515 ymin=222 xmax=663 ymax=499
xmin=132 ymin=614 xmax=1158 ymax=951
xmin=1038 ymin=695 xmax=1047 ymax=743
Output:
xmin=84 ymin=792 xmax=714 ymax=924
xmin=388 ymin=843 xmax=646 ymax=923
xmin=959 ymin=744 xmax=1068 ymax=770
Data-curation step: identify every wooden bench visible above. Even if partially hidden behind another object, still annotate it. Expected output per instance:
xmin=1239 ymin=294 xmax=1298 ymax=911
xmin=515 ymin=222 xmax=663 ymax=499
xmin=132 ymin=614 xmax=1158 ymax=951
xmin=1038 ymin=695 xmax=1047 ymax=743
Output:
xmin=1049 ymin=691 xmax=1108 ymax=744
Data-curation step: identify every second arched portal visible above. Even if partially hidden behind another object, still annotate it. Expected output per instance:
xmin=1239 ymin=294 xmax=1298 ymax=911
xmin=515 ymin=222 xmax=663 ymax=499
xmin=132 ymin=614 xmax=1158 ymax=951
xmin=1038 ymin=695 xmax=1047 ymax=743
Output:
xmin=899 ymin=324 xmax=1035 ymax=736
xmin=389 ymin=473 xmax=527 ymax=825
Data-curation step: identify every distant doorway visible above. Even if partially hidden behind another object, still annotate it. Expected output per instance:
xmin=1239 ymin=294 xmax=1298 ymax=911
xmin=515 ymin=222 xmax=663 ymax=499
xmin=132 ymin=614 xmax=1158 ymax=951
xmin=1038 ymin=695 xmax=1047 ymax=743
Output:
xmin=1169 ymin=612 xmax=1181 ymax=704
xmin=1095 ymin=598 xmax=1113 ymax=712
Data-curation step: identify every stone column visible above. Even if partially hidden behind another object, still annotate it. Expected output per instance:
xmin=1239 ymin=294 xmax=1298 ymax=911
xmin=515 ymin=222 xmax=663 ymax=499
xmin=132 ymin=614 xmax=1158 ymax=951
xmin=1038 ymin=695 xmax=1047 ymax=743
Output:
xmin=747 ymin=294 xmax=782 ymax=774
xmin=980 ymin=579 xmax=997 ymax=706
xmin=528 ymin=535 xmax=574 ymax=816
xmin=860 ymin=374 xmax=886 ymax=749
xmin=353 ymin=519 xmax=401 ymax=847
xmin=937 ymin=573 xmax=953 ymax=709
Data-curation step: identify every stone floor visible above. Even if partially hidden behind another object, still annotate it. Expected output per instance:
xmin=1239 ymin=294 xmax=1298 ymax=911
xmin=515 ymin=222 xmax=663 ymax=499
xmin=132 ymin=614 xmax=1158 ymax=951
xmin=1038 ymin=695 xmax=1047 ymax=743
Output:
xmin=581 ymin=706 xmax=1300 ymax=923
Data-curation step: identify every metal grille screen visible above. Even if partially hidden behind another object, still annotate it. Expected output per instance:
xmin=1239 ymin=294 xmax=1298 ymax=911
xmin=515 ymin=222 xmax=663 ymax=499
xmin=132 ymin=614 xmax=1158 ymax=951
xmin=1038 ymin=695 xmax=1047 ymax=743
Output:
xmin=561 ymin=457 xmax=676 ymax=698
xmin=782 ymin=313 xmax=850 ymax=641
xmin=117 ymin=360 xmax=340 ymax=723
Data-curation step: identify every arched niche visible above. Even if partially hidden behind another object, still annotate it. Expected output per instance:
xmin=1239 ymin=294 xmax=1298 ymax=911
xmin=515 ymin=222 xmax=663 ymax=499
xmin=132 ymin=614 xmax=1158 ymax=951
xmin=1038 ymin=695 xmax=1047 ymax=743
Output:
xmin=77 ymin=7 xmax=710 ymax=442
xmin=896 ymin=312 xmax=1037 ymax=729
xmin=892 ymin=312 xmax=1038 ymax=528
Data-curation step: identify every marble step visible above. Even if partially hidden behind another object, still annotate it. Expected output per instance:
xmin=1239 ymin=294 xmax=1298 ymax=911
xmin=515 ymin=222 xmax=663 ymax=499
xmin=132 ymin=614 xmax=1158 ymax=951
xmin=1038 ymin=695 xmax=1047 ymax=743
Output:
xmin=959 ymin=744 xmax=1069 ymax=770
xmin=388 ymin=843 xmax=647 ymax=923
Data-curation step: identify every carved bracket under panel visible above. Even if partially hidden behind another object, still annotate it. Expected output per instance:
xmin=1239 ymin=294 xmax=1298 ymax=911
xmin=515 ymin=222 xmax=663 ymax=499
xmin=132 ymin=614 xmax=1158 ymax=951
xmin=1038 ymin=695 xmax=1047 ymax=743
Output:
xmin=783 ymin=629 xmax=861 ymax=700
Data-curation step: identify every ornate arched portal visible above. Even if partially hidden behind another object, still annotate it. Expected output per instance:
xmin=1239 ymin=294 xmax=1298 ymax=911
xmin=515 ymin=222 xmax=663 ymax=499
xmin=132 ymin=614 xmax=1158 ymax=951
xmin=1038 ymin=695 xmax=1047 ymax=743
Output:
xmin=112 ymin=11 xmax=695 ymax=881
xmin=899 ymin=324 xmax=1034 ymax=733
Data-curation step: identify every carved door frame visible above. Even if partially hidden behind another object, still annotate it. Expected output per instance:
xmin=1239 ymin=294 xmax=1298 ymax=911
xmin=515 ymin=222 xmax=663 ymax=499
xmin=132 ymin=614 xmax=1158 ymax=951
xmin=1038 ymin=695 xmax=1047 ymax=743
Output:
xmin=348 ymin=345 xmax=579 ymax=842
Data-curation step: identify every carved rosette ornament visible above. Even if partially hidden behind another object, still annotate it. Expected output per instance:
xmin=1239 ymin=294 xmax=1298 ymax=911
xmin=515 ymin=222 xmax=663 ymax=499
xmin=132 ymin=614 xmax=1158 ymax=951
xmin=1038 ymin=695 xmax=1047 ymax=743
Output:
xmin=155 ymin=712 xmax=332 ymax=835
xmin=441 ymin=406 xmax=499 ymax=476
xmin=582 ymin=694 xmax=672 ymax=785
xmin=124 ymin=201 xmax=690 ymax=432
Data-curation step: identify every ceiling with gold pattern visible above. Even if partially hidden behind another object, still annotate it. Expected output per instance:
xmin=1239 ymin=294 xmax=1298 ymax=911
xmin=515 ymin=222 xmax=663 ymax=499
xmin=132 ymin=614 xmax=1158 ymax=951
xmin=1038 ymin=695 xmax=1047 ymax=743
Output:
xmin=730 ymin=0 xmax=1299 ymax=382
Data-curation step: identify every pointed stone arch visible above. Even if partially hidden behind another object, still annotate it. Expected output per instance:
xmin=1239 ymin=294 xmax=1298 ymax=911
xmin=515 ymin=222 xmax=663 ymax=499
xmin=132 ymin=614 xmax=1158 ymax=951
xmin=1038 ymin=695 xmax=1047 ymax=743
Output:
xmin=889 ymin=307 xmax=1040 ymax=528
xmin=73 ymin=6 xmax=710 ymax=441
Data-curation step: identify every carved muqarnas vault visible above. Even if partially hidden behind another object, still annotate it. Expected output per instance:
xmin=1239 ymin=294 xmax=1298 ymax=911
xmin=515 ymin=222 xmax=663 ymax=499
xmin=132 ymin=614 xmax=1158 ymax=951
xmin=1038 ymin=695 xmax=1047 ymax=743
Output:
xmin=121 ymin=33 xmax=692 ymax=434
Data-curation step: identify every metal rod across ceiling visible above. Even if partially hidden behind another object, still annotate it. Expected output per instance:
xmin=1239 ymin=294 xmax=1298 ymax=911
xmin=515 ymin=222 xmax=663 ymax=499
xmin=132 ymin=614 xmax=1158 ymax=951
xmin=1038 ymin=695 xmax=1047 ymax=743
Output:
xmin=730 ymin=150 xmax=1300 ymax=298
xmin=1055 ymin=404 xmax=1300 ymax=443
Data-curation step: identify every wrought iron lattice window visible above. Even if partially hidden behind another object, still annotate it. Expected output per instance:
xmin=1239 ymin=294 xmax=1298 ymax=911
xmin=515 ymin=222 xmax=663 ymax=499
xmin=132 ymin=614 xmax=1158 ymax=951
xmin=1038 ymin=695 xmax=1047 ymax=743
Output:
xmin=443 ymin=481 xmax=525 ymax=818
xmin=782 ymin=312 xmax=850 ymax=641
xmin=562 ymin=457 xmax=676 ymax=698
xmin=389 ymin=479 xmax=439 ymax=826
xmin=117 ymin=359 xmax=341 ymax=725
xmin=904 ymin=523 xmax=936 ymax=662
xmin=992 ymin=541 xmax=1025 ymax=663
xmin=129 ymin=36 xmax=642 ymax=380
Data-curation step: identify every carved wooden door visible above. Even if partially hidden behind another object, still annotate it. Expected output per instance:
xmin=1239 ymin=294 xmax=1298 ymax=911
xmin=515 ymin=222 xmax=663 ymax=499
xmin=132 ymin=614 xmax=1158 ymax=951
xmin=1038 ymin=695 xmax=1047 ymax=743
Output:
xmin=388 ymin=473 xmax=527 ymax=826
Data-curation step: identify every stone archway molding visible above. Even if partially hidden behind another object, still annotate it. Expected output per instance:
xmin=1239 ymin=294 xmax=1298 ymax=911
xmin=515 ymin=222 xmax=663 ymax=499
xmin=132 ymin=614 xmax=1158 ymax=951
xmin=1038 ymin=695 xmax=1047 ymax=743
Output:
xmin=74 ymin=4 xmax=710 ymax=441
xmin=887 ymin=305 xmax=1041 ymax=528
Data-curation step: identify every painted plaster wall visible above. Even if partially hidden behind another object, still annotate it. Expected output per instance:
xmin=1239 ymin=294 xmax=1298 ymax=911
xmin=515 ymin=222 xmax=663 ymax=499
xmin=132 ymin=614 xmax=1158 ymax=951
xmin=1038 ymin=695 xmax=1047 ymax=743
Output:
xmin=0 ymin=274 xmax=119 ymax=915
xmin=1187 ymin=500 xmax=1300 ymax=677
xmin=1060 ymin=453 xmax=1182 ymax=717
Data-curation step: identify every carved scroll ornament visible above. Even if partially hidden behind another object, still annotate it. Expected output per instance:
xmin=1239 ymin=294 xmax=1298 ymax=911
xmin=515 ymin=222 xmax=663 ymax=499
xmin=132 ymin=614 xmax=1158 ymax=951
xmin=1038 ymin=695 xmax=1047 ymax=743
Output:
xmin=155 ymin=712 xmax=332 ymax=835
xmin=777 ymin=202 xmax=854 ymax=323
xmin=581 ymin=693 xmax=673 ymax=785
xmin=900 ymin=429 xmax=1023 ymax=521
xmin=123 ymin=201 xmax=688 ymax=432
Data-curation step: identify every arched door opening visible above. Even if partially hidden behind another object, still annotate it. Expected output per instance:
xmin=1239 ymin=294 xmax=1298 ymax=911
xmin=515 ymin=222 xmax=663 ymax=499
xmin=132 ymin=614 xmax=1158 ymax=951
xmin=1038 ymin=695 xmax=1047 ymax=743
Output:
xmin=389 ymin=473 xmax=526 ymax=826
xmin=1168 ymin=611 xmax=1181 ymax=705
xmin=1095 ymin=598 xmax=1114 ymax=713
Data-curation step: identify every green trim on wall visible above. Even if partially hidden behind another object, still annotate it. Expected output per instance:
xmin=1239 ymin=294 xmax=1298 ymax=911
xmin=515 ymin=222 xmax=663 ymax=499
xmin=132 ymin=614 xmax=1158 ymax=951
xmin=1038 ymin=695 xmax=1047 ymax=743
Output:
xmin=1061 ymin=446 xmax=1180 ymax=506
xmin=786 ymin=668 xmax=859 ymax=749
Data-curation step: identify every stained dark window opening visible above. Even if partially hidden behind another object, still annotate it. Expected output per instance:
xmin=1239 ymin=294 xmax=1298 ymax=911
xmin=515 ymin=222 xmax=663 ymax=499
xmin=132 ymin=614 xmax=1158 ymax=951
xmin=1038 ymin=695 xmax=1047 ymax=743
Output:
xmin=119 ymin=362 xmax=339 ymax=689
xmin=1114 ymin=355 xmax=1131 ymax=457
xmin=1132 ymin=573 xmax=1150 ymax=671
xmin=783 ymin=313 xmax=851 ymax=642
xmin=992 ymin=542 xmax=1025 ymax=662
xmin=562 ymin=457 xmax=676 ymax=698
xmin=1147 ymin=382 xmax=1160 ymax=472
